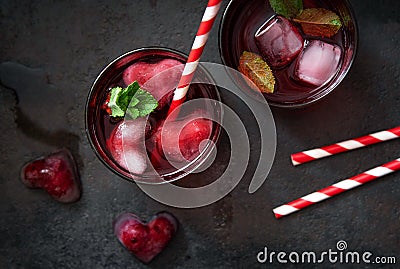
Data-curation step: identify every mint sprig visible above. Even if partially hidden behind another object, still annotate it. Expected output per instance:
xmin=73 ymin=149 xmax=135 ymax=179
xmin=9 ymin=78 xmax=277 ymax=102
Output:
xmin=107 ymin=81 xmax=158 ymax=119
xmin=269 ymin=0 xmax=303 ymax=18
xmin=293 ymin=8 xmax=343 ymax=37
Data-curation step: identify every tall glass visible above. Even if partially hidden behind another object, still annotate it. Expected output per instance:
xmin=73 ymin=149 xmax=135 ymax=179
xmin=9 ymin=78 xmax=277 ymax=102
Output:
xmin=86 ymin=47 xmax=222 ymax=183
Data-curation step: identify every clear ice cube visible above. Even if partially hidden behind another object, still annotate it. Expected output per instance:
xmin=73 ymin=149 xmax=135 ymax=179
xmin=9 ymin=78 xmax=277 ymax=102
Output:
xmin=255 ymin=15 xmax=304 ymax=68
xmin=294 ymin=40 xmax=342 ymax=86
xmin=107 ymin=119 xmax=148 ymax=174
xmin=122 ymin=149 xmax=148 ymax=175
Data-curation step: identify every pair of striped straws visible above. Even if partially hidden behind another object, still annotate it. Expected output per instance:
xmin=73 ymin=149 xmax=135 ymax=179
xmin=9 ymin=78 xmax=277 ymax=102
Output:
xmin=273 ymin=126 xmax=400 ymax=219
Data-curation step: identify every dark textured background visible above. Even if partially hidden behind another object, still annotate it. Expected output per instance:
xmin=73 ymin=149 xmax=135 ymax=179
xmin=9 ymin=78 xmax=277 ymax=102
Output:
xmin=0 ymin=0 xmax=399 ymax=268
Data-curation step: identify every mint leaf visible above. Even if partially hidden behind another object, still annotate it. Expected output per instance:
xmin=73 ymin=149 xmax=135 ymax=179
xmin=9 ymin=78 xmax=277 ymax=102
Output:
xmin=269 ymin=0 xmax=303 ymax=18
xmin=294 ymin=8 xmax=342 ymax=37
xmin=238 ymin=51 xmax=275 ymax=93
xmin=129 ymin=96 xmax=140 ymax=107
xmin=330 ymin=18 xmax=342 ymax=26
xmin=128 ymin=88 xmax=159 ymax=118
xmin=126 ymin=107 xmax=140 ymax=119
xmin=107 ymin=81 xmax=158 ymax=119
xmin=108 ymin=86 xmax=127 ymax=117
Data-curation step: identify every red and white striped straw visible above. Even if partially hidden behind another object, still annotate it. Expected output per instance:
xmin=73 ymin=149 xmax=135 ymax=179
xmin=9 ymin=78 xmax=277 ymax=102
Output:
xmin=273 ymin=158 xmax=400 ymax=219
xmin=291 ymin=126 xmax=400 ymax=166
xmin=167 ymin=0 xmax=222 ymax=115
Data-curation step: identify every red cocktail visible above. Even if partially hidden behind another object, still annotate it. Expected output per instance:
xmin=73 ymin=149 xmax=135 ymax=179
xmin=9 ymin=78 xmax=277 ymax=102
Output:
xmin=86 ymin=48 xmax=221 ymax=183
xmin=219 ymin=0 xmax=358 ymax=107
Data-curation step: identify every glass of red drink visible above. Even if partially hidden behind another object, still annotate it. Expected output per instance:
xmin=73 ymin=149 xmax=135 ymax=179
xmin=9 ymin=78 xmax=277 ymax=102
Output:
xmin=219 ymin=0 xmax=358 ymax=108
xmin=86 ymin=47 xmax=222 ymax=183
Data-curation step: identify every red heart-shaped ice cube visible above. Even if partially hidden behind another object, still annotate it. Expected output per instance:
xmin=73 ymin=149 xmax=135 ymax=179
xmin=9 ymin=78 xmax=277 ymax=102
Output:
xmin=152 ymin=111 xmax=212 ymax=162
xmin=113 ymin=212 xmax=178 ymax=263
xmin=20 ymin=149 xmax=81 ymax=203
xmin=122 ymin=59 xmax=184 ymax=110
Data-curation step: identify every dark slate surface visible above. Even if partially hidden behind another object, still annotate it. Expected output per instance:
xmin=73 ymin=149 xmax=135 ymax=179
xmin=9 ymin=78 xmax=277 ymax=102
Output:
xmin=0 ymin=0 xmax=399 ymax=268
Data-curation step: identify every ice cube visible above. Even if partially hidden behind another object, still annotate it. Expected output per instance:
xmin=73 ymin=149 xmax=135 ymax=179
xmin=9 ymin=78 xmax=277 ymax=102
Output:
xmin=107 ymin=118 xmax=148 ymax=173
xmin=123 ymin=59 xmax=184 ymax=109
xmin=142 ymin=61 xmax=184 ymax=108
xmin=21 ymin=149 xmax=81 ymax=203
xmin=121 ymin=148 xmax=148 ymax=175
xmin=255 ymin=15 xmax=304 ymax=68
xmin=152 ymin=111 xmax=212 ymax=163
xmin=122 ymin=59 xmax=182 ymax=87
xmin=294 ymin=40 xmax=342 ymax=86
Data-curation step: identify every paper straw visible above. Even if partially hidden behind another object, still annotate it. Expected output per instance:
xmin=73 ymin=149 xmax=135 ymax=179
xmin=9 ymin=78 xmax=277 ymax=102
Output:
xmin=291 ymin=126 xmax=400 ymax=166
xmin=273 ymin=158 xmax=400 ymax=219
xmin=167 ymin=0 xmax=222 ymax=115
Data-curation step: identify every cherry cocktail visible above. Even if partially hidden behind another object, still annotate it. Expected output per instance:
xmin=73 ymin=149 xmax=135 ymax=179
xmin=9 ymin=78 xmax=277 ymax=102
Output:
xmin=219 ymin=0 xmax=358 ymax=107
xmin=86 ymin=48 xmax=221 ymax=183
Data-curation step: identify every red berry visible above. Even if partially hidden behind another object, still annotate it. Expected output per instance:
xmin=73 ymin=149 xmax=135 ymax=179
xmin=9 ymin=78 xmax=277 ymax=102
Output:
xmin=102 ymin=92 xmax=112 ymax=115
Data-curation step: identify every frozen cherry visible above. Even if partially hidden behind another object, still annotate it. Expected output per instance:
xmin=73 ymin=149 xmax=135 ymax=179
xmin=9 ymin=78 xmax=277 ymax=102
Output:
xmin=20 ymin=149 xmax=81 ymax=203
xmin=113 ymin=212 xmax=178 ymax=263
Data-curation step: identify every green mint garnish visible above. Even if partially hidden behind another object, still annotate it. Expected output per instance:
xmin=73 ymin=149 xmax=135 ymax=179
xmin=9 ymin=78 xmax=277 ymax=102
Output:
xmin=330 ymin=18 xmax=342 ymax=26
xmin=108 ymin=81 xmax=158 ymax=119
xmin=269 ymin=0 xmax=303 ymax=18
xmin=293 ymin=8 xmax=342 ymax=37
